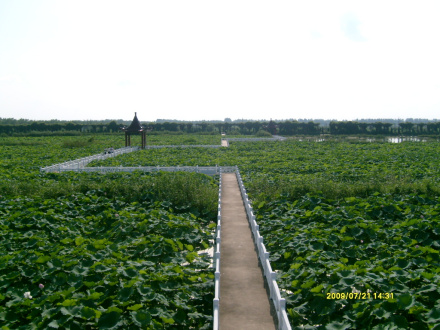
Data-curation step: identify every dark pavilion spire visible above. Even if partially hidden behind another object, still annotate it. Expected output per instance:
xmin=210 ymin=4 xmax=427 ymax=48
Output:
xmin=123 ymin=112 xmax=147 ymax=149
xmin=125 ymin=112 xmax=143 ymax=132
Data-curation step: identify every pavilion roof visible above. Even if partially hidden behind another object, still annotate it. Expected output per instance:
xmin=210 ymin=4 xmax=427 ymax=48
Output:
xmin=125 ymin=112 xmax=144 ymax=132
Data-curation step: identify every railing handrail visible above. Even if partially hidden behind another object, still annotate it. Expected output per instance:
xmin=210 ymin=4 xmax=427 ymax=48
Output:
xmin=42 ymin=166 xmax=236 ymax=175
xmin=40 ymin=146 xmax=138 ymax=172
xmin=227 ymin=138 xmax=278 ymax=142
xmin=145 ymin=145 xmax=222 ymax=149
xmin=213 ymin=172 xmax=222 ymax=330
xmin=235 ymin=170 xmax=291 ymax=330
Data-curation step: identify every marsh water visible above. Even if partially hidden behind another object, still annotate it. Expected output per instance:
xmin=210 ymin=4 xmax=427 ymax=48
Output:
xmin=289 ymin=136 xmax=437 ymax=143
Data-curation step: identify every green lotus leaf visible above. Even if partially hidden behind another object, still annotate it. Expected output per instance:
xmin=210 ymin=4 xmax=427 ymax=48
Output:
xmin=350 ymin=227 xmax=363 ymax=237
xmin=137 ymin=286 xmax=155 ymax=301
xmin=60 ymin=238 xmax=72 ymax=244
xmin=94 ymin=264 xmax=111 ymax=273
xmin=427 ymin=308 xmax=440 ymax=324
xmin=97 ymin=311 xmax=121 ymax=329
xmin=122 ymin=267 xmax=138 ymax=278
xmin=301 ymin=279 xmax=315 ymax=289
xmin=117 ymin=287 xmax=133 ymax=302
xmin=371 ymin=307 xmax=391 ymax=319
xmin=48 ymin=320 xmax=59 ymax=328
xmin=59 ymin=299 xmax=77 ymax=307
xmin=54 ymin=272 xmax=68 ymax=285
xmin=36 ymin=255 xmax=51 ymax=263
xmin=127 ymin=304 xmax=143 ymax=311
xmin=396 ymin=258 xmax=410 ymax=269
xmin=160 ymin=316 xmax=175 ymax=324
xmin=74 ymin=237 xmax=86 ymax=246
xmin=310 ymin=242 xmax=324 ymax=250
xmin=390 ymin=314 xmax=408 ymax=328
xmin=131 ymin=311 xmax=151 ymax=327
xmin=325 ymin=321 xmax=351 ymax=330
xmin=341 ymin=240 xmax=353 ymax=248
xmin=87 ymin=292 xmax=103 ymax=300
xmin=397 ymin=293 xmax=414 ymax=309
xmin=81 ymin=306 xmax=98 ymax=320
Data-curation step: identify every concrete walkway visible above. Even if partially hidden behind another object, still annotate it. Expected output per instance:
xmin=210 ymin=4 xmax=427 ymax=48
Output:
xmin=219 ymin=173 xmax=276 ymax=330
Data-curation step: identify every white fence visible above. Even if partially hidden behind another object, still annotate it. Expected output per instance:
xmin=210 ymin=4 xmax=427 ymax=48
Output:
xmin=145 ymin=145 xmax=223 ymax=149
xmin=40 ymin=146 xmax=236 ymax=175
xmin=227 ymin=136 xmax=286 ymax=142
xmin=42 ymin=165 xmax=236 ymax=175
xmin=236 ymin=170 xmax=292 ymax=330
xmin=213 ymin=173 xmax=222 ymax=330
xmin=227 ymin=138 xmax=278 ymax=142
xmin=40 ymin=147 xmax=138 ymax=172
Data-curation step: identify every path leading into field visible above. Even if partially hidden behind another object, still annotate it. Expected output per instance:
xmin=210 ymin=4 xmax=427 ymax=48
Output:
xmin=219 ymin=173 xmax=276 ymax=330
xmin=39 ymin=137 xmax=288 ymax=328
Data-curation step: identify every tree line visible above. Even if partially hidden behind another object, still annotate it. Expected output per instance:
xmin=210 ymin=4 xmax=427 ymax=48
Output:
xmin=1 ymin=118 xmax=440 ymax=136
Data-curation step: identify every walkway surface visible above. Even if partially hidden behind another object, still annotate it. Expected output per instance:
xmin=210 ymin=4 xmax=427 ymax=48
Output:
xmin=219 ymin=173 xmax=276 ymax=330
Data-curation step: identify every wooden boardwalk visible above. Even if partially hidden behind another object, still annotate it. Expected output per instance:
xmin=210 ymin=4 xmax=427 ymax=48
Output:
xmin=219 ymin=173 xmax=276 ymax=329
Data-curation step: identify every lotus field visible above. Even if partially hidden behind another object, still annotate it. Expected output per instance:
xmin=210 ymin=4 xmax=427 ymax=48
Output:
xmin=1 ymin=134 xmax=440 ymax=329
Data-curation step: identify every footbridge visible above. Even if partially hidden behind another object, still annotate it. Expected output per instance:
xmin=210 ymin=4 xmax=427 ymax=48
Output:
xmin=40 ymin=142 xmax=291 ymax=329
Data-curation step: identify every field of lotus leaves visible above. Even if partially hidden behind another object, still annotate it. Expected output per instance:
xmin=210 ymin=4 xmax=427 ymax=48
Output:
xmin=0 ymin=135 xmax=218 ymax=329
xmin=89 ymin=138 xmax=440 ymax=329
xmin=1 ymin=134 xmax=440 ymax=329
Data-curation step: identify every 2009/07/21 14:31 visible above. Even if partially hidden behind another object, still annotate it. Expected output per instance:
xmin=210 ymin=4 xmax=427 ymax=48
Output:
xmin=326 ymin=292 xmax=395 ymax=300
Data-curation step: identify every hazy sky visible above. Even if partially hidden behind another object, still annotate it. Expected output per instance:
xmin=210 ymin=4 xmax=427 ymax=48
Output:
xmin=1 ymin=1 xmax=440 ymax=122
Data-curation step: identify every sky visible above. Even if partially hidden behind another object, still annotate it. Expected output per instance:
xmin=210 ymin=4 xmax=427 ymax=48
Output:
xmin=1 ymin=0 xmax=440 ymax=122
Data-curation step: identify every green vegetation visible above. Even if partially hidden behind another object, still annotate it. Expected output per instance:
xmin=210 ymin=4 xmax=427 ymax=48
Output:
xmin=0 ymin=135 xmax=218 ymax=328
xmin=91 ymin=140 xmax=440 ymax=199
xmin=1 ymin=134 xmax=440 ymax=328
xmin=142 ymin=134 xmax=220 ymax=146
xmin=256 ymin=129 xmax=273 ymax=137
xmin=89 ymin=138 xmax=440 ymax=328
xmin=256 ymin=194 xmax=440 ymax=329
xmin=62 ymin=137 xmax=96 ymax=148
xmin=0 ymin=193 xmax=215 ymax=329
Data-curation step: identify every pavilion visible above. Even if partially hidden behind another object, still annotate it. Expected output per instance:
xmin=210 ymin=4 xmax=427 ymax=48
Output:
xmin=122 ymin=112 xmax=147 ymax=149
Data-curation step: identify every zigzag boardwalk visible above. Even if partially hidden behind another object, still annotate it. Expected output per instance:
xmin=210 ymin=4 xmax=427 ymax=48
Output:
xmin=219 ymin=173 xmax=276 ymax=329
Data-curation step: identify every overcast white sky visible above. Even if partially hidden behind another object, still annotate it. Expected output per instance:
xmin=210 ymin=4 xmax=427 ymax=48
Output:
xmin=1 ymin=1 xmax=440 ymax=122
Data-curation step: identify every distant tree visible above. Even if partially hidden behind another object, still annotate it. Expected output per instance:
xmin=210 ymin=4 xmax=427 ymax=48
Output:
xmin=416 ymin=123 xmax=427 ymax=134
xmin=267 ymin=120 xmax=277 ymax=135
xmin=279 ymin=120 xmax=295 ymax=135
xmin=358 ymin=122 xmax=369 ymax=134
xmin=302 ymin=121 xmax=320 ymax=135
xmin=162 ymin=122 xmax=179 ymax=132
xmin=108 ymin=121 xmax=119 ymax=132
xmin=427 ymin=122 xmax=440 ymax=134
xmin=399 ymin=122 xmax=415 ymax=135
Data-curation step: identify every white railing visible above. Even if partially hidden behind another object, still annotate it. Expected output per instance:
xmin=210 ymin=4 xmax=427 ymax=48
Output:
xmin=272 ymin=135 xmax=287 ymax=141
xmin=227 ymin=138 xmax=278 ymax=142
xmin=236 ymin=170 xmax=292 ymax=330
xmin=213 ymin=172 xmax=222 ymax=330
xmin=42 ymin=165 xmax=236 ymax=175
xmin=227 ymin=136 xmax=286 ymax=142
xmin=145 ymin=145 xmax=222 ymax=149
xmin=40 ymin=147 xmax=138 ymax=172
